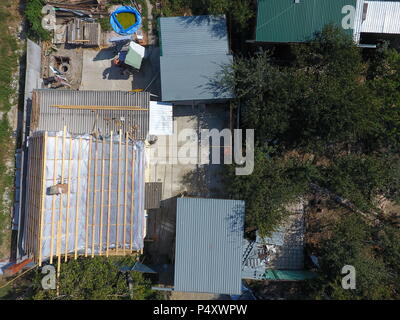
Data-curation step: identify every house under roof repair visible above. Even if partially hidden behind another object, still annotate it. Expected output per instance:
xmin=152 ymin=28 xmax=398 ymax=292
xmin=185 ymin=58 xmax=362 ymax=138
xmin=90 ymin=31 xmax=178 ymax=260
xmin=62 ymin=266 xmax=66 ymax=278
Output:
xmin=174 ymin=198 xmax=245 ymax=295
xmin=23 ymin=129 xmax=145 ymax=266
xmin=158 ymin=15 xmax=234 ymax=103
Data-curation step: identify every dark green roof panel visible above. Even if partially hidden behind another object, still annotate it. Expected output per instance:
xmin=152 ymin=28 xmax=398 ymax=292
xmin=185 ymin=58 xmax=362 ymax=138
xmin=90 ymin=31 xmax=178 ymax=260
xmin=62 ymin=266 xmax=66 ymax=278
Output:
xmin=256 ymin=0 xmax=357 ymax=43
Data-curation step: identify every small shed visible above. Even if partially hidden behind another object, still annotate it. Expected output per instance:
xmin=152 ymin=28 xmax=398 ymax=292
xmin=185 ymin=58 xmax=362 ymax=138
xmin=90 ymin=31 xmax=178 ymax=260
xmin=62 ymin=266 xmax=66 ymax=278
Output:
xmin=174 ymin=198 xmax=245 ymax=295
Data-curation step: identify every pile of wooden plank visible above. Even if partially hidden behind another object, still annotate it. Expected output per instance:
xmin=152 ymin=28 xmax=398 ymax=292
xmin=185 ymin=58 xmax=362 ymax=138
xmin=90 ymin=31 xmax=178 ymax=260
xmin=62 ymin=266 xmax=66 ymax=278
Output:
xmin=66 ymin=18 xmax=101 ymax=46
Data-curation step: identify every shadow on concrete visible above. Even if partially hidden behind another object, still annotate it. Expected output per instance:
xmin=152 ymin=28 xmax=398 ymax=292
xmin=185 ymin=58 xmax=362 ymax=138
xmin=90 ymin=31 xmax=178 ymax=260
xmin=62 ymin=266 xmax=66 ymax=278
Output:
xmin=132 ymin=46 xmax=161 ymax=97
xmin=102 ymin=65 xmax=131 ymax=80
xmin=93 ymin=47 xmax=117 ymax=61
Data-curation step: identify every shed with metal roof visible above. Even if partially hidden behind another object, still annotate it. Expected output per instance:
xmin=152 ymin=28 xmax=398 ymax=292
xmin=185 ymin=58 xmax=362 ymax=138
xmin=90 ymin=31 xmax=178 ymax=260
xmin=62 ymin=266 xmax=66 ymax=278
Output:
xmin=174 ymin=198 xmax=245 ymax=295
xmin=158 ymin=15 xmax=234 ymax=102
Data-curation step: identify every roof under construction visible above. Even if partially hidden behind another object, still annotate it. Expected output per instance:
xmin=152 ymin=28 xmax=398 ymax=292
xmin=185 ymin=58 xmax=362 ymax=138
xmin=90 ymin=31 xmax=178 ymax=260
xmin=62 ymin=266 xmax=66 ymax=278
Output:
xmin=30 ymin=90 xmax=150 ymax=140
xmin=23 ymin=129 xmax=145 ymax=266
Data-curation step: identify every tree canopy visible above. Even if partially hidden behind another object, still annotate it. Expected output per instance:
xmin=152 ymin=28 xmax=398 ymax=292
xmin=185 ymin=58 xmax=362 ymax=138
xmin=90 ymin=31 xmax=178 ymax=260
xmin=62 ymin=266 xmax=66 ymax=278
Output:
xmin=222 ymin=26 xmax=400 ymax=299
xmin=30 ymin=256 xmax=160 ymax=300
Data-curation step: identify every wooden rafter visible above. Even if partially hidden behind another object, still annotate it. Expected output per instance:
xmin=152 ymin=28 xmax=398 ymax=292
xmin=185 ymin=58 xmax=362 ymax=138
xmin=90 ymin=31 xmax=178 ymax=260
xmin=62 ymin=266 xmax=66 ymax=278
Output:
xmin=50 ymin=105 xmax=148 ymax=111
xmin=130 ymin=140 xmax=135 ymax=251
xmin=106 ymin=131 xmax=113 ymax=257
xmin=38 ymin=132 xmax=48 ymax=266
xmin=65 ymin=136 xmax=73 ymax=262
xmin=74 ymin=138 xmax=82 ymax=260
xmin=116 ymin=130 xmax=122 ymax=253
xmin=99 ymin=137 xmax=105 ymax=255
xmin=57 ymin=127 xmax=67 ymax=275
xmin=123 ymin=132 xmax=129 ymax=253
xmin=85 ymin=136 xmax=93 ymax=257
xmin=91 ymin=139 xmax=98 ymax=258
xmin=50 ymin=134 xmax=58 ymax=265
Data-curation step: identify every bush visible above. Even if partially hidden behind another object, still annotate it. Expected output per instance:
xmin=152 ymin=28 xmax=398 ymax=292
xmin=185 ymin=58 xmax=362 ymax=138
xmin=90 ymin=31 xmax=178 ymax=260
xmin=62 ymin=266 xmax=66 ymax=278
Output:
xmin=25 ymin=0 xmax=50 ymax=41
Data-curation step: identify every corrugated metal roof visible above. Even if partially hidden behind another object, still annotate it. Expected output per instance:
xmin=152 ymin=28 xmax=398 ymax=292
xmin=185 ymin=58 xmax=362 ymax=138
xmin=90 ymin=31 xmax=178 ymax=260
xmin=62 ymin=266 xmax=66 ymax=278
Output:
xmin=159 ymin=15 xmax=233 ymax=102
xmin=174 ymin=198 xmax=245 ymax=295
xmin=160 ymin=54 xmax=233 ymax=102
xmin=31 ymin=90 xmax=150 ymax=140
xmin=256 ymin=0 xmax=357 ymax=43
xmin=359 ymin=1 xmax=400 ymax=34
xmin=159 ymin=16 xmax=230 ymax=57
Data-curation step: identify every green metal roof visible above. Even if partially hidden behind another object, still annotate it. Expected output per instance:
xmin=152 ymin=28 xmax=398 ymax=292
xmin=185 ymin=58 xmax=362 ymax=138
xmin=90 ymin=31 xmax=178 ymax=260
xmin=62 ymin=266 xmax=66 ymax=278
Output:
xmin=256 ymin=0 xmax=357 ymax=43
xmin=265 ymin=269 xmax=317 ymax=280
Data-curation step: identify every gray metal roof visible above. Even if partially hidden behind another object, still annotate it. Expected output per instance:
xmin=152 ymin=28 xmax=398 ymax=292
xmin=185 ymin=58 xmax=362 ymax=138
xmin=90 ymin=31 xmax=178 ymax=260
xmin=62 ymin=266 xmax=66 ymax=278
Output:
xmin=31 ymin=90 xmax=150 ymax=140
xmin=159 ymin=15 xmax=233 ymax=102
xmin=174 ymin=198 xmax=245 ymax=295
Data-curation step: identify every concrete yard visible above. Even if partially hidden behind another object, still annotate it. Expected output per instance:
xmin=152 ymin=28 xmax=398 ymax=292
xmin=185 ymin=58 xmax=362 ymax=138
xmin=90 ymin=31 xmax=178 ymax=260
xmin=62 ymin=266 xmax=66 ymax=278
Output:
xmin=79 ymin=45 xmax=161 ymax=93
xmin=145 ymin=104 xmax=230 ymax=200
xmin=80 ymin=48 xmax=132 ymax=91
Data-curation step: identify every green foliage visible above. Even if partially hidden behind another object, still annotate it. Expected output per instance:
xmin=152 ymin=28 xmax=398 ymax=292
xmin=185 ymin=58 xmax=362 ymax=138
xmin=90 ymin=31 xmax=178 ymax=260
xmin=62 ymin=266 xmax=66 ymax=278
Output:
xmin=153 ymin=0 xmax=254 ymax=31
xmin=224 ymin=25 xmax=386 ymax=155
xmin=223 ymin=26 xmax=400 ymax=299
xmin=31 ymin=256 xmax=161 ymax=300
xmin=98 ymin=17 xmax=112 ymax=31
xmin=0 ymin=2 xmax=16 ymax=250
xmin=225 ymin=146 xmax=310 ymax=236
xmin=0 ymin=8 xmax=18 ymax=113
xmin=307 ymin=214 xmax=395 ymax=300
xmin=25 ymin=0 xmax=50 ymax=41
xmin=315 ymin=154 xmax=400 ymax=212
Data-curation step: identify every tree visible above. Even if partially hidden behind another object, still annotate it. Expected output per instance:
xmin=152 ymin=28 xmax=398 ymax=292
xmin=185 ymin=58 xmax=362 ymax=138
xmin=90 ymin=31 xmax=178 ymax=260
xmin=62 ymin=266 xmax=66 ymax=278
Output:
xmin=222 ymin=25 xmax=393 ymax=156
xmin=25 ymin=0 xmax=51 ymax=41
xmin=222 ymin=25 xmax=400 ymax=299
xmin=30 ymin=256 xmax=160 ymax=300
xmin=224 ymin=146 xmax=310 ymax=236
xmin=307 ymin=214 xmax=396 ymax=300
xmin=315 ymin=154 xmax=400 ymax=212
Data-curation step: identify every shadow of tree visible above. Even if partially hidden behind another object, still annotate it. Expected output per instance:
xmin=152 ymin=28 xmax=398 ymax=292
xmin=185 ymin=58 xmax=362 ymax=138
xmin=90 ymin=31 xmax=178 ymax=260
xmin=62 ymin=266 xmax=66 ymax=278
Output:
xmin=176 ymin=15 xmax=228 ymax=40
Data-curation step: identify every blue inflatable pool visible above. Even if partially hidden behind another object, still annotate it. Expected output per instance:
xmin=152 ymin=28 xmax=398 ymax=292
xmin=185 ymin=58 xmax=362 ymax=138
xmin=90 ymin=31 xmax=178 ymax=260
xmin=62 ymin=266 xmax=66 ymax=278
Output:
xmin=110 ymin=6 xmax=142 ymax=35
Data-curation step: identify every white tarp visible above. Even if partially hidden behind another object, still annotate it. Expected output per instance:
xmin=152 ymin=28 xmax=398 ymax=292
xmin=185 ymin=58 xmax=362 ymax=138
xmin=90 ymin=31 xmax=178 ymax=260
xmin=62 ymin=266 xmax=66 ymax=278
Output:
xmin=149 ymin=101 xmax=173 ymax=136
xmin=23 ymin=132 xmax=146 ymax=261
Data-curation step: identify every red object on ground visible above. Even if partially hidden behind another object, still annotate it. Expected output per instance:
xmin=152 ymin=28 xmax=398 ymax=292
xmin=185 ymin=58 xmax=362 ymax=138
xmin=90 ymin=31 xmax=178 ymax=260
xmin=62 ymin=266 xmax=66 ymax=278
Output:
xmin=3 ymin=258 xmax=33 ymax=276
